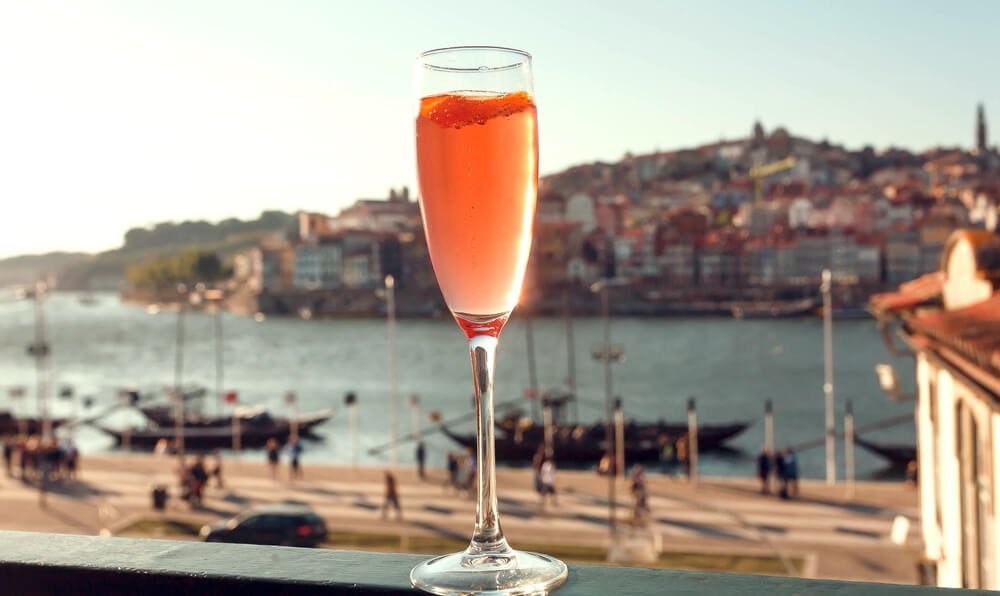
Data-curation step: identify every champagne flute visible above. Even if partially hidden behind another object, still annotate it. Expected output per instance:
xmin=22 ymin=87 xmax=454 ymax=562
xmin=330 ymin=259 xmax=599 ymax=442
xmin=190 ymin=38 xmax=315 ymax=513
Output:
xmin=410 ymin=46 xmax=568 ymax=595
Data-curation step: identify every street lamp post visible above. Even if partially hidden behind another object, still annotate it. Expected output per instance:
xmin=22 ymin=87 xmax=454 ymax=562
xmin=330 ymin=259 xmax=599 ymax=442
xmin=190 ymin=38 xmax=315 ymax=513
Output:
xmin=524 ymin=307 xmax=540 ymax=422
xmin=591 ymin=281 xmax=625 ymax=536
xmin=563 ymin=289 xmax=578 ymax=423
xmin=385 ymin=274 xmax=399 ymax=467
xmin=345 ymin=392 xmax=359 ymax=467
xmin=27 ymin=282 xmax=52 ymax=442
xmin=286 ymin=391 xmax=299 ymax=443
xmin=409 ymin=394 xmax=421 ymax=441
xmin=614 ymin=398 xmax=625 ymax=484
xmin=204 ymin=289 xmax=225 ymax=419
xmin=845 ymin=399 xmax=855 ymax=499
xmin=821 ymin=269 xmax=836 ymax=485
xmin=764 ymin=399 xmax=774 ymax=456
xmin=173 ymin=283 xmax=187 ymax=459
xmin=542 ymin=396 xmax=554 ymax=459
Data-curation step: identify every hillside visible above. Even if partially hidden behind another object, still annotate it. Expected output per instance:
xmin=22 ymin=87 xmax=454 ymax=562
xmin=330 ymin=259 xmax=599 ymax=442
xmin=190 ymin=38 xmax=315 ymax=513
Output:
xmin=0 ymin=211 xmax=296 ymax=290
xmin=0 ymin=252 xmax=91 ymax=287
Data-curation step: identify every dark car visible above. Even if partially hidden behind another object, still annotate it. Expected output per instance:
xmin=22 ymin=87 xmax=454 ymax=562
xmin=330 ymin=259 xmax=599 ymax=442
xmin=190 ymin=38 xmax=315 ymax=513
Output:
xmin=200 ymin=504 xmax=327 ymax=547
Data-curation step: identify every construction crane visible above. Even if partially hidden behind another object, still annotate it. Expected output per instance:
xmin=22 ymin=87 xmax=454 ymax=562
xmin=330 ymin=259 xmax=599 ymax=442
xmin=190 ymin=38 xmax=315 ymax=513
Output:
xmin=749 ymin=156 xmax=797 ymax=203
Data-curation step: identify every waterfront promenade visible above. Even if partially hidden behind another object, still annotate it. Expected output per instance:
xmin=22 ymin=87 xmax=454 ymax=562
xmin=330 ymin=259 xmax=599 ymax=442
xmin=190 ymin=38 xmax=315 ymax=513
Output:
xmin=0 ymin=453 xmax=920 ymax=585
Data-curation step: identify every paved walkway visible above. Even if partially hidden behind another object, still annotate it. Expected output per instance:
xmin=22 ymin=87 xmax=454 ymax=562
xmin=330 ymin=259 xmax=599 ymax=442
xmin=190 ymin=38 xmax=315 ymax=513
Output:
xmin=0 ymin=454 xmax=921 ymax=584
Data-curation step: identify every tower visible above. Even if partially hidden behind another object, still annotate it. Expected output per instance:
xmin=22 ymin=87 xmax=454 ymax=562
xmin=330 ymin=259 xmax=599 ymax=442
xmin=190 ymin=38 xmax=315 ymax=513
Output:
xmin=977 ymin=103 xmax=988 ymax=153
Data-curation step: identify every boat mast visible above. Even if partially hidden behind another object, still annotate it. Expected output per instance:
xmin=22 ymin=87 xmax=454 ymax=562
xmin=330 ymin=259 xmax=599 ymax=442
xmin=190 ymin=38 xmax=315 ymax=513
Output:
xmin=30 ymin=281 xmax=52 ymax=442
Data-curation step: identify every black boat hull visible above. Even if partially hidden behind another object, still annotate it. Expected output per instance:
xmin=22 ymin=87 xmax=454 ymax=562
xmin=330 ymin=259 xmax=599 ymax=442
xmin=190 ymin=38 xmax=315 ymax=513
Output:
xmin=854 ymin=437 xmax=916 ymax=467
xmin=97 ymin=418 xmax=327 ymax=451
xmin=441 ymin=420 xmax=749 ymax=464
xmin=0 ymin=413 xmax=68 ymax=436
xmin=138 ymin=407 xmax=331 ymax=436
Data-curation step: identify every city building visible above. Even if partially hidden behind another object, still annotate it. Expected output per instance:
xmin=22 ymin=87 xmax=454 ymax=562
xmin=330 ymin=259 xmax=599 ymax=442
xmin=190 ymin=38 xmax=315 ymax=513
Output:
xmin=249 ymin=244 xmax=294 ymax=292
xmin=293 ymin=241 xmax=343 ymax=290
xmin=327 ymin=187 xmax=421 ymax=234
xmin=871 ymin=229 xmax=1000 ymax=589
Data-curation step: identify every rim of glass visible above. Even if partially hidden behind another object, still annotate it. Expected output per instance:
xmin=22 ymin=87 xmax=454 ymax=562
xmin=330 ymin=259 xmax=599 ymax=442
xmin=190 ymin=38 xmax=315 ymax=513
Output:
xmin=417 ymin=45 xmax=531 ymax=73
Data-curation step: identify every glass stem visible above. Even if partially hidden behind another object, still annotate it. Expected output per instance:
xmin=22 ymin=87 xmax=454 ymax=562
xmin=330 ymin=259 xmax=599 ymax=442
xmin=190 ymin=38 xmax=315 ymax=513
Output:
xmin=466 ymin=335 xmax=511 ymax=556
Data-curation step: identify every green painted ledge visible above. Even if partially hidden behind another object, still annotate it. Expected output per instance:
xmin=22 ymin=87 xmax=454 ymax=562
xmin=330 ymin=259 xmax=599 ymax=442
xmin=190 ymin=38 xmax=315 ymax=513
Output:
xmin=0 ymin=531 xmax=971 ymax=595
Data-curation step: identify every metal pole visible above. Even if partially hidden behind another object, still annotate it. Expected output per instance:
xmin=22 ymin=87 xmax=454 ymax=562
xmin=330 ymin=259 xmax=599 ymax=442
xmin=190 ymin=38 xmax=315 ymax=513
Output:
xmin=15 ymin=390 xmax=26 ymax=435
xmin=214 ymin=304 xmax=223 ymax=419
xmin=232 ymin=409 xmax=241 ymax=453
xmin=614 ymin=398 xmax=625 ymax=483
xmin=288 ymin=392 xmax=299 ymax=443
xmin=601 ymin=286 xmax=615 ymax=535
xmin=386 ymin=275 xmax=399 ymax=467
xmin=688 ymin=397 xmax=699 ymax=485
xmin=174 ymin=389 xmax=185 ymax=458
xmin=122 ymin=391 xmax=132 ymax=452
xmin=33 ymin=284 xmax=52 ymax=442
xmin=174 ymin=291 xmax=186 ymax=459
xmin=525 ymin=308 xmax=540 ymax=421
xmin=845 ymin=399 xmax=855 ymax=499
xmin=764 ymin=399 xmax=774 ymax=455
xmin=351 ymin=403 xmax=359 ymax=468
xmin=543 ymin=399 xmax=554 ymax=459
xmin=174 ymin=296 xmax=185 ymax=399
xmin=563 ymin=289 xmax=578 ymax=423
xmin=821 ymin=269 xmax=836 ymax=485
xmin=409 ymin=395 xmax=421 ymax=441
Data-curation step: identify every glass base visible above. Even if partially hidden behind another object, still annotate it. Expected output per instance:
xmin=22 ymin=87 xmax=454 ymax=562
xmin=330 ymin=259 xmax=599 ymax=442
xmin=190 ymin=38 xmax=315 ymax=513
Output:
xmin=410 ymin=549 xmax=568 ymax=595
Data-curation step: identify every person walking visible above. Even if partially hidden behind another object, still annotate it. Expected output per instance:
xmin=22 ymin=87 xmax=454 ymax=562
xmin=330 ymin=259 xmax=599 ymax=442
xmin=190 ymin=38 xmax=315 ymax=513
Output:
xmin=775 ymin=448 xmax=789 ymax=499
xmin=462 ymin=448 xmax=476 ymax=495
xmin=539 ymin=458 xmax=557 ymax=509
xmin=415 ymin=441 xmax=426 ymax=480
xmin=64 ymin=438 xmax=79 ymax=480
xmin=444 ymin=452 xmax=458 ymax=493
xmin=630 ymin=464 xmax=649 ymax=524
xmin=189 ymin=455 xmax=209 ymax=506
xmin=266 ymin=438 xmax=280 ymax=481
xmin=783 ymin=448 xmax=799 ymax=498
xmin=532 ymin=448 xmax=545 ymax=499
xmin=756 ymin=448 xmax=772 ymax=494
xmin=2 ymin=435 xmax=13 ymax=478
xmin=210 ymin=450 xmax=224 ymax=489
xmin=382 ymin=471 xmax=402 ymax=520
xmin=288 ymin=438 xmax=303 ymax=481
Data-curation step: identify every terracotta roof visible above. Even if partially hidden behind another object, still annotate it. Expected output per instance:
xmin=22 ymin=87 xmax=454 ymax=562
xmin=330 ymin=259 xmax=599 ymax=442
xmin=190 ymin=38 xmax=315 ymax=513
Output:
xmin=908 ymin=293 xmax=1000 ymax=375
xmin=869 ymin=272 xmax=943 ymax=316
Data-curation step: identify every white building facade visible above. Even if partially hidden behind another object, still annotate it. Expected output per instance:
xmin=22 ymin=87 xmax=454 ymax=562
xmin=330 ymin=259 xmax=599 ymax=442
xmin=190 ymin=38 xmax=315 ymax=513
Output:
xmin=873 ymin=229 xmax=1000 ymax=589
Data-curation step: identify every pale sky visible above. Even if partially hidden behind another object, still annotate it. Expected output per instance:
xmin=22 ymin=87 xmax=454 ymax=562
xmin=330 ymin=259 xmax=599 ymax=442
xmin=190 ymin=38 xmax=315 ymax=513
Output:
xmin=0 ymin=1 xmax=997 ymax=257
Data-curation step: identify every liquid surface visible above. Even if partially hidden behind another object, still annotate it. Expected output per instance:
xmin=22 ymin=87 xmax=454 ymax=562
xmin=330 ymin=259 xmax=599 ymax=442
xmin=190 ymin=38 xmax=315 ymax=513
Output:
xmin=416 ymin=92 xmax=538 ymax=328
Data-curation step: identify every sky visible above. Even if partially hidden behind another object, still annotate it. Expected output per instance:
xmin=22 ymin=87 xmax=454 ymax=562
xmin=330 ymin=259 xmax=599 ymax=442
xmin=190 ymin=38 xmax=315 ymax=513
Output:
xmin=0 ymin=0 xmax=997 ymax=258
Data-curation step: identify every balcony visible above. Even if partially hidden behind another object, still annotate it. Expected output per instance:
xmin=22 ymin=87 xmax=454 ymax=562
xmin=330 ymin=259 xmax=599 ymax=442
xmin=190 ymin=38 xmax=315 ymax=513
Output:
xmin=0 ymin=531 xmax=951 ymax=595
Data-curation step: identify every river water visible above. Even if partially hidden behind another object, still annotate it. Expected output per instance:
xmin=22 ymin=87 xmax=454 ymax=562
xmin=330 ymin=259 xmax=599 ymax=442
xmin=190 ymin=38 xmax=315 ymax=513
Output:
xmin=0 ymin=291 xmax=916 ymax=480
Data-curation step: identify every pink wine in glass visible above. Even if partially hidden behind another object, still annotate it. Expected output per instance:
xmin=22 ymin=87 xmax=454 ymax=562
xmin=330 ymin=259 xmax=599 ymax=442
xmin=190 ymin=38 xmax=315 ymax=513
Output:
xmin=416 ymin=91 xmax=538 ymax=337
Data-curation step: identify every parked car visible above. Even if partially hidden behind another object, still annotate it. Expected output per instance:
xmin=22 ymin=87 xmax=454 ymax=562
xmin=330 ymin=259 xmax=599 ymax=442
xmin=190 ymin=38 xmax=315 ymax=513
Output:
xmin=200 ymin=504 xmax=327 ymax=547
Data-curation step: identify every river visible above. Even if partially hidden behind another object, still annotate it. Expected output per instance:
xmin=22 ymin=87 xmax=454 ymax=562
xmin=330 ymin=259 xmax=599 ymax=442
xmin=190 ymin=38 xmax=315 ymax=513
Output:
xmin=0 ymin=290 xmax=916 ymax=480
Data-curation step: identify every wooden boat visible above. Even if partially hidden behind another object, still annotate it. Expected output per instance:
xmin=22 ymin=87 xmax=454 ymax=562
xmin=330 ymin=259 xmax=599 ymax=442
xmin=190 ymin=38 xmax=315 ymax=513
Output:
xmin=854 ymin=436 xmax=916 ymax=467
xmin=730 ymin=298 xmax=816 ymax=319
xmin=0 ymin=412 xmax=68 ymax=436
xmin=440 ymin=419 xmax=750 ymax=464
xmin=95 ymin=419 xmax=317 ymax=451
xmin=137 ymin=405 xmax=332 ymax=436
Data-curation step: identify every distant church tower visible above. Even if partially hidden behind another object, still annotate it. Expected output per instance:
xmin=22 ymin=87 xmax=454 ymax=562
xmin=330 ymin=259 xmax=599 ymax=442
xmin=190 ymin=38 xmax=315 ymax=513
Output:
xmin=977 ymin=103 xmax=988 ymax=153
